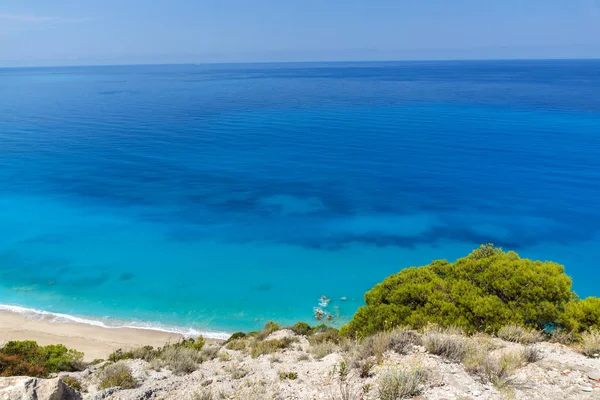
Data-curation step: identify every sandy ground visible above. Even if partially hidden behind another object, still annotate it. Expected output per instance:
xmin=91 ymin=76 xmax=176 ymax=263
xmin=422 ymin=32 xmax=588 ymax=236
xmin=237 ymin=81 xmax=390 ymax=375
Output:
xmin=0 ymin=310 xmax=190 ymax=361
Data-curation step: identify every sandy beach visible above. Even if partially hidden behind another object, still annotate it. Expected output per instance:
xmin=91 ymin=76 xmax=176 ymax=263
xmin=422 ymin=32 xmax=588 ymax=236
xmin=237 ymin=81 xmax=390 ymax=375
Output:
xmin=0 ymin=310 xmax=190 ymax=361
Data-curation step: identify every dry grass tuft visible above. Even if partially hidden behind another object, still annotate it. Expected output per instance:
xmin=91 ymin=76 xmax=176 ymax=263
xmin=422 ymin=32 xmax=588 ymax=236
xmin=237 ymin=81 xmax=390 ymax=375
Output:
xmin=150 ymin=346 xmax=204 ymax=375
xmin=377 ymin=365 xmax=423 ymax=400
xmin=523 ymin=346 xmax=543 ymax=363
xmin=226 ymin=339 xmax=248 ymax=352
xmin=310 ymin=343 xmax=338 ymax=360
xmin=464 ymin=346 xmax=524 ymax=387
xmin=548 ymin=329 xmax=576 ymax=345
xmin=581 ymin=329 xmax=600 ymax=358
xmin=386 ymin=328 xmax=420 ymax=355
xmin=422 ymin=329 xmax=468 ymax=362
xmin=191 ymin=391 xmax=214 ymax=400
xmin=251 ymin=337 xmax=295 ymax=358
xmin=497 ymin=325 xmax=543 ymax=345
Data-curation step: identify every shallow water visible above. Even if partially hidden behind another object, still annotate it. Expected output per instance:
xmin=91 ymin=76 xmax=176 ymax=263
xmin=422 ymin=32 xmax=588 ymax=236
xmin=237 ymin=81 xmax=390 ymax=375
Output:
xmin=1 ymin=60 xmax=599 ymax=335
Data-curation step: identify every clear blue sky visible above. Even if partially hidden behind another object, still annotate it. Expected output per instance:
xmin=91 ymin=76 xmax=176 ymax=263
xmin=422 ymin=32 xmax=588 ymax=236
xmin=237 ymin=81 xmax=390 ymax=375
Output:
xmin=1 ymin=0 xmax=599 ymax=66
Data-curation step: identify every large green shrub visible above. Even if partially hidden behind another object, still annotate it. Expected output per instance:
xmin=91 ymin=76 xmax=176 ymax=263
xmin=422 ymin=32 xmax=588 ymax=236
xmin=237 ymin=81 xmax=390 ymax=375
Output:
xmin=560 ymin=297 xmax=600 ymax=334
xmin=342 ymin=245 xmax=575 ymax=337
xmin=0 ymin=340 xmax=84 ymax=377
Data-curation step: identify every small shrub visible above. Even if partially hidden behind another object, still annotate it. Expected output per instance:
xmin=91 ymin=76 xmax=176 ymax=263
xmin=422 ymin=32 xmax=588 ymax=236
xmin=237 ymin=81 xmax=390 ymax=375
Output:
xmin=173 ymin=336 xmax=206 ymax=351
xmin=523 ymin=346 xmax=543 ymax=363
xmin=98 ymin=363 xmax=136 ymax=390
xmin=90 ymin=359 xmax=105 ymax=365
xmin=498 ymin=325 xmax=543 ymax=345
xmin=226 ymin=340 xmax=247 ymax=351
xmin=250 ymin=321 xmax=281 ymax=341
xmin=308 ymin=328 xmax=341 ymax=346
xmin=330 ymin=361 xmax=358 ymax=400
xmin=192 ymin=391 xmax=214 ymax=400
xmin=108 ymin=349 xmax=134 ymax=363
xmin=297 ymin=353 xmax=310 ymax=361
xmin=61 ymin=376 xmax=83 ymax=392
xmin=279 ymin=371 xmax=298 ymax=380
xmin=226 ymin=332 xmax=247 ymax=343
xmin=377 ymin=366 xmax=423 ymax=400
xmin=251 ymin=338 xmax=294 ymax=358
xmin=387 ymin=328 xmax=420 ymax=354
xmin=581 ymin=329 xmax=600 ymax=357
xmin=152 ymin=346 xmax=204 ymax=375
xmin=422 ymin=330 xmax=468 ymax=362
xmin=218 ymin=352 xmax=231 ymax=362
xmin=201 ymin=346 xmax=220 ymax=361
xmin=309 ymin=343 xmax=337 ymax=360
xmin=346 ymin=336 xmax=386 ymax=376
xmin=130 ymin=345 xmax=158 ymax=361
xmin=358 ymin=359 xmax=373 ymax=378
xmin=264 ymin=321 xmax=280 ymax=332
xmin=231 ymin=368 xmax=249 ymax=379
xmin=464 ymin=348 xmax=523 ymax=386
xmin=547 ymin=329 xmax=576 ymax=345
xmin=292 ymin=322 xmax=312 ymax=336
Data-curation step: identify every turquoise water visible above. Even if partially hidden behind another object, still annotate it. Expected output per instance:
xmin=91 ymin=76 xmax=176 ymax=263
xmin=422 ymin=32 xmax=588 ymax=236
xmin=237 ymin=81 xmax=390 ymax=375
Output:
xmin=1 ymin=61 xmax=600 ymax=336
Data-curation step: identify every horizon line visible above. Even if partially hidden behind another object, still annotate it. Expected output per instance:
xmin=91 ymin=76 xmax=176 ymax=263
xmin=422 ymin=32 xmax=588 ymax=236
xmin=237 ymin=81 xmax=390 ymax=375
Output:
xmin=1 ymin=56 xmax=600 ymax=70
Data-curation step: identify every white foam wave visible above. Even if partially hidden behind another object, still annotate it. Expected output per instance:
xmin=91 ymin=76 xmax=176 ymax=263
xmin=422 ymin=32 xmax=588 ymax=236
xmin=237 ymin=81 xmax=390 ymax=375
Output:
xmin=0 ymin=304 xmax=231 ymax=340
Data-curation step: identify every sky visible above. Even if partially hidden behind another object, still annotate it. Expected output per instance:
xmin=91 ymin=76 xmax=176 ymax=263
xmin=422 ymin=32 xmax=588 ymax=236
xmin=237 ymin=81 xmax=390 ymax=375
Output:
xmin=1 ymin=0 xmax=599 ymax=66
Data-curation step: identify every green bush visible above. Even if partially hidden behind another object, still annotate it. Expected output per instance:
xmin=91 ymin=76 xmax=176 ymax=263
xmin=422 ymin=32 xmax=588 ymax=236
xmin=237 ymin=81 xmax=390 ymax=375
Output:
xmin=226 ymin=332 xmax=247 ymax=343
xmin=292 ymin=322 xmax=312 ymax=336
xmin=307 ymin=328 xmax=341 ymax=345
xmin=0 ymin=341 xmax=83 ymax=376
xmin=342 ymin=245 xmax=575 ymax=337
xmin=560 ymin=297 xmax=600 ymax=334
xmin=98 ymin=362 xmax=136 ymax=390
xmin=174 ymin=336 xmax=205 ymax=351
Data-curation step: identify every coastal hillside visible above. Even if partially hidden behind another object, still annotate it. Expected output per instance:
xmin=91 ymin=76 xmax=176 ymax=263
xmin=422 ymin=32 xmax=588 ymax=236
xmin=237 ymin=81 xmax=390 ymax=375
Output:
xmin=1 ymin=325 xmax=599 ymax=399
xmin=2 ymin=246 xmax=600 ymax=399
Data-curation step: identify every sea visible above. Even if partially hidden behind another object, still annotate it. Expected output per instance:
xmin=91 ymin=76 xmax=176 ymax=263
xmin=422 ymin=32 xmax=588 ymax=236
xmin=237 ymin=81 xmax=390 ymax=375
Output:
xmin=1 ymin=60 xmax=599 ymax=338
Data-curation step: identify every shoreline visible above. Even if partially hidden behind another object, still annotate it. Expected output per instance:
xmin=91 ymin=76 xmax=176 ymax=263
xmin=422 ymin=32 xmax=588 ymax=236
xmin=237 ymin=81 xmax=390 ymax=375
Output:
xmin=0 ymin=309 xmax=224 ymax=361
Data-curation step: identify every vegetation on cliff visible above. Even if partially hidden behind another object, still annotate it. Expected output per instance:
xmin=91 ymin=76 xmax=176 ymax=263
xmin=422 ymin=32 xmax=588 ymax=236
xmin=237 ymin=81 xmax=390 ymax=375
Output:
xmin=341 ymin=245 xmax=600 ymax=338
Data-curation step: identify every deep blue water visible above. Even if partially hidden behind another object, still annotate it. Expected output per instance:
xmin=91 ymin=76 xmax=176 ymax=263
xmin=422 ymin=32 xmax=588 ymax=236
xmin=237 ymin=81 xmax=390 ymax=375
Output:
xmin=1 ymin=60 xmax=599 ymax=336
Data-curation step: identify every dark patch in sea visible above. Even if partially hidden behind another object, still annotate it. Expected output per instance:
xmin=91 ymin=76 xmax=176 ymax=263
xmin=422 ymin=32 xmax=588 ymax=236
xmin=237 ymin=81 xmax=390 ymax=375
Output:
xmin=119 ymin=273 xmax=135 ymax=281
xmin=255 ymin=283 xmax=272 ymax=292
xmin=67 ymin=272 xmax=111 ymax=287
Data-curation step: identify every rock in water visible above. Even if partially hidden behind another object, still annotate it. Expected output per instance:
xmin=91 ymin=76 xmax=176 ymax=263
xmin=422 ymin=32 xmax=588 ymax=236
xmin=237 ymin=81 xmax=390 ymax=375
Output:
xmin=0 ymin=377 xmax=82 ymax=400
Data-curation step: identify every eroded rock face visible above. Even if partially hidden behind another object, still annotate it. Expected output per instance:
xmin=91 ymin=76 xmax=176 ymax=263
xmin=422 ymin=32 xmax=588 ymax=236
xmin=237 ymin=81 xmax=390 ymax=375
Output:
xmin=0 ymin=377 xmax=81 ymax=400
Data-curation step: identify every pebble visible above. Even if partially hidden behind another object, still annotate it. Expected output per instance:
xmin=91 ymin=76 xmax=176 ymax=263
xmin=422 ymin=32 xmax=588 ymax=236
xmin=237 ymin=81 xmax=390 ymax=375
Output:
xmin=471 ymin=390 xmax=482 ymax=396
xmin=581 ymin=386 xmax=593 ymax=392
